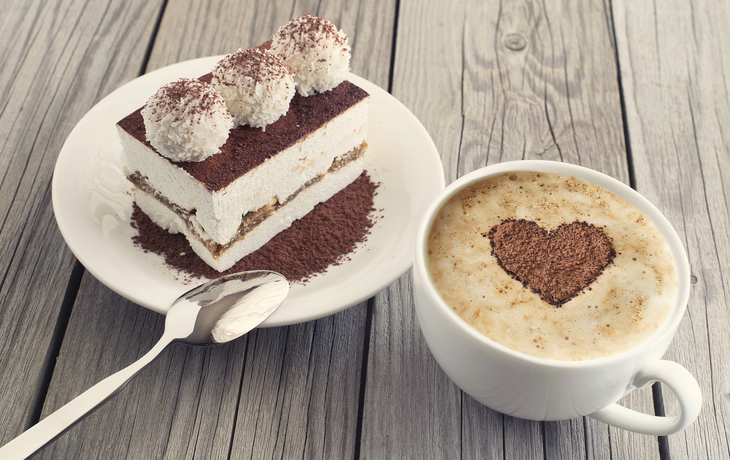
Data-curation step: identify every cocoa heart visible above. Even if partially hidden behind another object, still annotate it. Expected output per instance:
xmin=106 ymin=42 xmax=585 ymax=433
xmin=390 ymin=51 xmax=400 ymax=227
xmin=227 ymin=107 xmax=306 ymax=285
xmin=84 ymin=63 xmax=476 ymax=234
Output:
xmin=486 ymin=219 xmax=615 ymax=306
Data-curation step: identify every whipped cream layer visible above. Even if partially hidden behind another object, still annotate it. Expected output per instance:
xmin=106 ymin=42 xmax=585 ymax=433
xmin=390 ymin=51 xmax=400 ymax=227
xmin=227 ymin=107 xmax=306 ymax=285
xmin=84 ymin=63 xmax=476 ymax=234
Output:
xmin=133 ymin=153 xmax=365 ymax=272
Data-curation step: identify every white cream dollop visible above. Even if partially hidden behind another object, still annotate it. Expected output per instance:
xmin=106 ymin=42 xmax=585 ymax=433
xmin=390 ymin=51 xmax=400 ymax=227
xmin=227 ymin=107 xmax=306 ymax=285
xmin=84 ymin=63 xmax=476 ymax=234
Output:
xmin=211 ymin=48 xmax=295 ymax=130
xmin=141 ymin=78 xmax=234 ymax=162
xmin=270 ymin=14 xmax=351 ymax=97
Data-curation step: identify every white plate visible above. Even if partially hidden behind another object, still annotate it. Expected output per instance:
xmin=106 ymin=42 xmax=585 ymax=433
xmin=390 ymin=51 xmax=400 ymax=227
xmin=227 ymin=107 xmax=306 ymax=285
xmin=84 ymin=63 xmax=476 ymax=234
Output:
xmin=52 ymin=56 xmax=444 ymax=327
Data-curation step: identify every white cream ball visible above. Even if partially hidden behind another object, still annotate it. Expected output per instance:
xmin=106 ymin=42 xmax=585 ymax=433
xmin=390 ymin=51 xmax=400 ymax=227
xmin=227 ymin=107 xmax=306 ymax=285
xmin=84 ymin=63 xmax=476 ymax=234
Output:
xmin=270 ymin=14 xmax=351 ymax=97
xmin=141 ymin=78 xmax=233 ymax=162
xmin=211 ymin=48 xmax=296 ymax=130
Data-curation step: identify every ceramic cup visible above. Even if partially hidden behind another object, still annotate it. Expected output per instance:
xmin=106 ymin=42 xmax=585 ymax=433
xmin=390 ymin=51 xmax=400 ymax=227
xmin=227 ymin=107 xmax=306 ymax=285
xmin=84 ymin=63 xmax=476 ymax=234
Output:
xmin=413 ymin=160 xmax=701 ymax=436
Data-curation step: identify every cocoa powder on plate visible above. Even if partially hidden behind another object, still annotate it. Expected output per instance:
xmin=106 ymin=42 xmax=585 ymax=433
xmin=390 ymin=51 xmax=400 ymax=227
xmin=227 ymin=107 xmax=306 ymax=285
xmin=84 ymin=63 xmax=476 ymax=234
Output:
xmin=131 ymin=173 xmax=380 ymax=283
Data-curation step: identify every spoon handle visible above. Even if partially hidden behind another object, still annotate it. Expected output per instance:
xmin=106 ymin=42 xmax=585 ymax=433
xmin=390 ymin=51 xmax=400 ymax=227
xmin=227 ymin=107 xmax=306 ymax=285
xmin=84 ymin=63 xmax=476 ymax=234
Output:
xmin=0 ymin=333 xmax=175 ymax=460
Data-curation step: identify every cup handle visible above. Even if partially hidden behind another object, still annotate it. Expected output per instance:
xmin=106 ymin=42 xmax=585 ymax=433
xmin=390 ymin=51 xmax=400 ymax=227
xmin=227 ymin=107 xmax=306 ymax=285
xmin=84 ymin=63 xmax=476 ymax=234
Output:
xmin=588 ymin=360 xmax=702 ymax=436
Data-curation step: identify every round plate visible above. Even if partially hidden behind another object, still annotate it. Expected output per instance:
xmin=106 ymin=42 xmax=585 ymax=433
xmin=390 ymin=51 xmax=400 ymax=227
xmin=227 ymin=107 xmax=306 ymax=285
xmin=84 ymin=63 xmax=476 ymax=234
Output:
xmin=52 ymin=56 xmax=444 ymax=327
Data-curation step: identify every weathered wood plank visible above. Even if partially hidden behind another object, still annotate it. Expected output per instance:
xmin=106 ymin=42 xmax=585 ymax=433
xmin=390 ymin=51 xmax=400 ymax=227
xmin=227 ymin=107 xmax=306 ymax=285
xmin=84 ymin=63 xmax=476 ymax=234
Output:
xmin=36 ymin=276 xmax=168 ymax=459
xmin=33 ymin=0 xmax=396 ymax=458
xmin=462 ymin=397 xmax=504 ymax=459
xmin=613 ymin=0 xmax=730 ymax=458
xmin=363 ymin=275 xmax=462 ymax=458
xmin=229 ymin=307 xmax=369 ymax=460
xmin=145 ymin=0 xmax=396 ymax=86
xmin=360 ymin=3 xmax=467 ymax=455
xmin=361 ymin=0 xmax=656 ymax=458
xmin=37 ymin=279 xmax=370 ymax=460
xmin=0 ymin=0 xmax=164 ymax=447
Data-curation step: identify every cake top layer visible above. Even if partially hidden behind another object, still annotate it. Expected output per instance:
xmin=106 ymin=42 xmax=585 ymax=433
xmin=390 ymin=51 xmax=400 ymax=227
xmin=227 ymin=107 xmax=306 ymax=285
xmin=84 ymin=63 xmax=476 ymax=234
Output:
xmin=118 ymin=77 xmax=368 ymax=192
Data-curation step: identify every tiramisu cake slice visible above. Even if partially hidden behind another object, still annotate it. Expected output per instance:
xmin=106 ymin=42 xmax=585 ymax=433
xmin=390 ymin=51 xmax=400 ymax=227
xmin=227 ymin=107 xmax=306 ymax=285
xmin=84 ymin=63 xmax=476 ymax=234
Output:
xmin=116 ymin=15 xmax=369 ymax=272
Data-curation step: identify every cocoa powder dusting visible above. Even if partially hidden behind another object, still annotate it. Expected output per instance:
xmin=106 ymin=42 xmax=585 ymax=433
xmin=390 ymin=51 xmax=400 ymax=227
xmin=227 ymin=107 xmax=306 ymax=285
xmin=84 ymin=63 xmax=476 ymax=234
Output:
xmin=132 ymin=173 xmax=379 ymax=283
xmin=117 ymin=80 xmax=369 ymax=192
xmin=487 ymin=219 xmax=615 ymax=306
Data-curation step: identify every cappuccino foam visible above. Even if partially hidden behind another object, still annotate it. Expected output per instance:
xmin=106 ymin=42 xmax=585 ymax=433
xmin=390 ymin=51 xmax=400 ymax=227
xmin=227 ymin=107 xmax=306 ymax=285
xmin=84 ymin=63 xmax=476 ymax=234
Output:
xmin=426 ymin=171 xmax=677 ymax=361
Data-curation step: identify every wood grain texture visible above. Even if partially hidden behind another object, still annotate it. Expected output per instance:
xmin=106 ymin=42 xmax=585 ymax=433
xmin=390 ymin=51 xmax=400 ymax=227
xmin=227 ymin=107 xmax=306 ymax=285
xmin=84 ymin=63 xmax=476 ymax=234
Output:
xmin=450 ymin=0 xmax=629 ymax=182
xmin=0 ymin=0 xmax=164 ymax=446
xmin=362 ymin=0 xmax=656 ymax=458
xmin=359 ymin=5 xmax=470 ymax=454
xmin=362 ymin=274 xmax=462 ymax=458
xmin=37 ymin=275 xmax=370 ymax=459
xmin=146 ymin=0 xmax=396 ymax=87
xmin=462 ymin=397 xmax=504 ymax=459
xmin=229 ymin=308 xmax=368 ymax=460
xmin=614 ymin=0 xmax=730 ymax=458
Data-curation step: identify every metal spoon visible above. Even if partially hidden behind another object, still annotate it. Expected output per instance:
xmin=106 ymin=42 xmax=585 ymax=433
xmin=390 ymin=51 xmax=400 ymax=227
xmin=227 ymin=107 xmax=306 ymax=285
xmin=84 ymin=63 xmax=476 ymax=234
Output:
xmin=0 ymin=270 xmax=289 ymax=460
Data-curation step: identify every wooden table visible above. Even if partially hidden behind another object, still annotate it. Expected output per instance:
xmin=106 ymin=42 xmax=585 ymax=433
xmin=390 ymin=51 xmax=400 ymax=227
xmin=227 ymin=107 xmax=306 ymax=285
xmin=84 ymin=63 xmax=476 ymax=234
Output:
xmin=1 ymin=1 xmax=728 ymax=458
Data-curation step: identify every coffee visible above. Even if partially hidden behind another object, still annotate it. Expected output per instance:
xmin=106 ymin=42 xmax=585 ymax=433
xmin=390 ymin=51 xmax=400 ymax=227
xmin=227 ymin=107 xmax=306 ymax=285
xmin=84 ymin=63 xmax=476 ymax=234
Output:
xmin=426 ymin=171 xmax=677 ymax=360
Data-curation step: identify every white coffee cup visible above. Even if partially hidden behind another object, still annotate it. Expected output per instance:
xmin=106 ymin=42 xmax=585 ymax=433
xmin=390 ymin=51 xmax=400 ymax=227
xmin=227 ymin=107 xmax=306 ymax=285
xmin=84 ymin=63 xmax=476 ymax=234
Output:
xmin=413 ymin=160 xmax=701 ymax=435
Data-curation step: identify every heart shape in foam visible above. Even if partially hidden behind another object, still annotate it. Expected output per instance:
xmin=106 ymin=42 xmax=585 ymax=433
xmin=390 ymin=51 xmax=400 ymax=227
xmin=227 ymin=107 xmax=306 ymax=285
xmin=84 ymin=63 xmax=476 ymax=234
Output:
xmin=487 ymin=219 xmax=615 ymax=306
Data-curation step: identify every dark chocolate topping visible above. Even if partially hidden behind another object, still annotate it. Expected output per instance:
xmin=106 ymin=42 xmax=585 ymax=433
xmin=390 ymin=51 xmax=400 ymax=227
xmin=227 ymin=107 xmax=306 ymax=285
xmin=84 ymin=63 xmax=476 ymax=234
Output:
xmin=487 ymin=219 xmax=615 ymax=306
xmin=117 ymin=78 xmax=369 ymax=192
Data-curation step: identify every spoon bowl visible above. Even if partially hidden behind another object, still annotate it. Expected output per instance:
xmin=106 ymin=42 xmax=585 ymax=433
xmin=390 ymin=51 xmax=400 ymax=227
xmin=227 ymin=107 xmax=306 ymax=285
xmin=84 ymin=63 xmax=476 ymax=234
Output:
xmin=168 ymin=270 xmax=289 ymax=345
xmin=0 ymin=270 xmax=289 ymax=460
